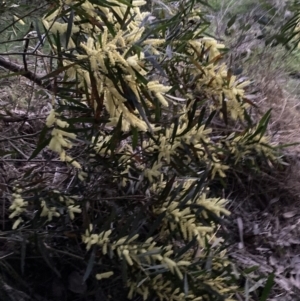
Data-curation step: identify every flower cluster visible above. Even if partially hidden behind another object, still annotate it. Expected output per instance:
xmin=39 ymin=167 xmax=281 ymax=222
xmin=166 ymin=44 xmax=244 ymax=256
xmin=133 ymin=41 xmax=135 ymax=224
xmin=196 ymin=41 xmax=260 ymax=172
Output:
xmin=46 ymin=109 xmax=81 ymax=168
xmin=152 ymin=180 xmax=230 ymax=247
xmin=43 ymin=0 xmax=171 ymax=133
xmin=40 ymin=199 xmax=60 ymax=221
xmin=187 ymin=39 xmax=251 ymax=121
xmin=9 ymin=186 xmax=27 ymax=229
xmin=82 ymin=226 xmax=205 ymax=299
xmin=225 ymin=126 xmax=277 ymax=164
xmin=57 ymin=193 xmax=82 ymax=220
xmin=9 ymin=188 xmax=82 ymax=230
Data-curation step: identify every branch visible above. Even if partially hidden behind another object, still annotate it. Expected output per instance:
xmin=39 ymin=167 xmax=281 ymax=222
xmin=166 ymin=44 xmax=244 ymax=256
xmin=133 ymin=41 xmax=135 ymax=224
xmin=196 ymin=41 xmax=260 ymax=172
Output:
xmin=0 ymin=56 xmax=54 ymax=91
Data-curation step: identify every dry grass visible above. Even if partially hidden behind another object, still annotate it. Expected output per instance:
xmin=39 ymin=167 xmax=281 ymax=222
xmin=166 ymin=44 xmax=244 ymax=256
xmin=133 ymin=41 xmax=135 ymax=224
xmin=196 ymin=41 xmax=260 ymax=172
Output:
xmin=208 ymin=1 xmax=300 ymax=299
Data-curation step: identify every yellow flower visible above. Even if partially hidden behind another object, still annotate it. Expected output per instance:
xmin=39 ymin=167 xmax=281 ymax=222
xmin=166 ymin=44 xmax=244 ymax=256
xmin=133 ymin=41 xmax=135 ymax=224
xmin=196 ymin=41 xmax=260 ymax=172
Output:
xmin=122 ymin=249 xmax=134 ymax=266
xmin=211 ymin=158 xmax=229 ymax=179
xmin=9 ymin=196 xmax=28 ymax=219
xmin=82 ymin=233 xmax=99 ymax=251
xmin=96 ymin=271 xmax=114 ymax=280
xmin=144 ymin=162 xmax=162 ymax=182
xmin=40 ymin=200 xmax=60 ymax=221
xmin=68 ymin=205 xmax=82 ymax=220
xmin=12 ymin=217 xmax=23 ymax=230
xmin=46 ymin=109 xmax=56 ymax=127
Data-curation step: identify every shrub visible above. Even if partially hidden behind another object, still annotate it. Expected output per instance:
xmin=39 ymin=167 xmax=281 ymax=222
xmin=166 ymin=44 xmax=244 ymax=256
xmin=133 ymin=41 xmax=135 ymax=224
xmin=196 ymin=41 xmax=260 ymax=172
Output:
xmin=1 ymin=0 xmax=279 ymax=300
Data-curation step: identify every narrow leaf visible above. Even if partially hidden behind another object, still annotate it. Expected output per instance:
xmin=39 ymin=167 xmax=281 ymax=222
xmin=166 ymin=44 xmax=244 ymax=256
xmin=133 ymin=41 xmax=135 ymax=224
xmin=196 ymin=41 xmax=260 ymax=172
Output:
xmin=227 ymin=15 xmax=237 ymax=28
xmin=132 ymin=127 xmax=138 ymax=150
xmin=41 ymin=62 xmax=78 ymax=80
xmin=65 ymin=9 xmax=74 ymax=49
xmin=21 ymin=238 xmax=26 ymax=275
xmin=221 ymin=92 xmax=228 ymax=125
xmin=83 ymin=247 xmax=96 ymax=282
xmin=29 ymin=136 xmax=51 ymax=161
xmin=260 ymin=273 xmax=275 ymax=301
xmin=38 ymin=239 xmax=61 ymax=277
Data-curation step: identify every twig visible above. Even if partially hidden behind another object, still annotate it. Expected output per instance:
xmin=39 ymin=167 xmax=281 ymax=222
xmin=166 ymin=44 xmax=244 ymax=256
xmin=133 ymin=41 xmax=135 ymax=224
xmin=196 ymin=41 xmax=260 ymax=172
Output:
xmin=89 ymin=195 xmax=148 ymax=200
xmin=23 ymin=30 xmax=30 ymax=72
xmin=0 ymin=5 xmax=48 ymax=36
xmin=0 ymin=252 xmax=14 ymax=260
xmin=0 ymin=159 xmax=63 ymax=163
xmin=8 ymin=141 xmax=29 ymax=160
xmin=0 ymin=131 xmax=41 ymax=142
xmin=2 ymin=196 xmax=5 ymax=231
xmin=0 ymin=37 xmax=40 ymax=45
xmin=0 ymin=52 xmax=59 ymax=59
xmin=44 ymin=243 xmax=84 ymax=261
xmin=0 ymin=56 xmax=54 ymax=91
xmin=0 ymin=116 xmax=28 ymax=122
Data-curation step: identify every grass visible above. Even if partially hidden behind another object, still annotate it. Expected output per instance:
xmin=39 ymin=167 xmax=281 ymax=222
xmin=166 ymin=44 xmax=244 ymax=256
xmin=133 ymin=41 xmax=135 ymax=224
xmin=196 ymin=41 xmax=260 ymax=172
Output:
xmin=207 ymin=1 xmax=300 ymax=299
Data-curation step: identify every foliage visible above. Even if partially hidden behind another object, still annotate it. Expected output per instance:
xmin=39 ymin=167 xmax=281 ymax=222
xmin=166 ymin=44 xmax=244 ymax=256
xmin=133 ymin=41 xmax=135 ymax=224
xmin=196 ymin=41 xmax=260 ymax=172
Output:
xmin=214 ymin=0 xmax=300 ymax=53
xmin=0 ymin=0 xmax=280 ymax=300
xmin=277 ymin=1 xmax=300 ymax=51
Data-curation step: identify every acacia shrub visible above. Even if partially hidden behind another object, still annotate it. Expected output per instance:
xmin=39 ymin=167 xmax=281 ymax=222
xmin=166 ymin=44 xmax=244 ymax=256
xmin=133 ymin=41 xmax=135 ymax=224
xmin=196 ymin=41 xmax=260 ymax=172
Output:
xmin=2 ymin=0 xmax=280 ymax=300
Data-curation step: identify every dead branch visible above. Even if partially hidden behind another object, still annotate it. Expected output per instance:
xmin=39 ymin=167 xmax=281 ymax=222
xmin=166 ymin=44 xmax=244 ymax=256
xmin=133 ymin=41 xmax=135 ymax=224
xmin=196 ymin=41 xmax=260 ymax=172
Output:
xmin=0 ymin=56 xmax=54 ymax=91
